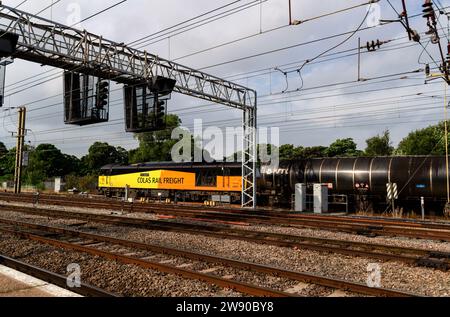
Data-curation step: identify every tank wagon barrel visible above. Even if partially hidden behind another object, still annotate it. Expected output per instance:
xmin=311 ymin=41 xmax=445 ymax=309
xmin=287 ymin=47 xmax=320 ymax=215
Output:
xmin=260 ymin=156 xmax=450 ymax=205
xmin=99 ymin=156 xmax=449 ymax=212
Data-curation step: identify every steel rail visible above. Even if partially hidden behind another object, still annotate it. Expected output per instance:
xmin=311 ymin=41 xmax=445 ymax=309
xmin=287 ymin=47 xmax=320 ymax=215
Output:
xmin=0 ymin=206 xmax=449 ymax=270
xmin=0 ymin=254 xmax=118 ymax=297
xmin=0 ymin=226 xmax=294 ymax=297
xmin=0 ymin=219 xmax=421 ymax=297
xmin=2 ymin=193 xmax=449 ymax=231
xmin=2 ymin=194 xmax=450 ymax=241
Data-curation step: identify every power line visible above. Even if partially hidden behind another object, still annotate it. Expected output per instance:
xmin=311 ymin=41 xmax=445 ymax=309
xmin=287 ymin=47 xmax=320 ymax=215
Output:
xmin=277 ymin=0 xmax=374 ymax=92
xmin=34 ymin=0 xmax=61 ymax=16
xmin=14 ymin=0 xmax=28 ymax=9
xmin=12 ymin=79 xmax=442 ymax=137
xmin=72 ymin=0 xmax=128 ymax=27
xmin=5 ymin=14 xmax=440 ymax=103
xmin=197 ymin=5 xmax=440 ymax=71
xmin=171 ymin=0 xmax=374 ymax=61
xmin=2 ymin=0 xmax=446 ymax=152
xmin=2 ymin=0 xmax=270 ymax=102
xmin=130 ymin=0 xmax=268 ymax=49
xmin=11 ymin=67 xmax=432 ymax=122
xmin=18 ymin=102 xmax=447 ymax=146
xmin=4 ymin=3 xmax=444 ymax=101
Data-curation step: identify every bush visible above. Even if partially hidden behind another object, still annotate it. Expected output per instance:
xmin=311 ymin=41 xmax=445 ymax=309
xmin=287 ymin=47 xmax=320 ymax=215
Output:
xmin=65 ymin=174 xmax=98 ymax=192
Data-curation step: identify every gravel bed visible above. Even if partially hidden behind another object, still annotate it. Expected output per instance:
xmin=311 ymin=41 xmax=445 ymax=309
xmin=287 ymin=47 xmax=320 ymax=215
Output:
xmin=1 ymin=204 xmax=450 ymax=296
xmin=4 ymin=200 xmax=450 ymax=253
xmin=66 ymin=221 xmax=450 ymax=296
xmin=0 ymin=208 xmax=358 ymax=297
xmin=0 ymin=231 xmax=242 ymax=297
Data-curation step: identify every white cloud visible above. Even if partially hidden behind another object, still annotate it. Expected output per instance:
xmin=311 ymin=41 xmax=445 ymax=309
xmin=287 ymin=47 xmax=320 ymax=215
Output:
xmin=0 ymin=0 xmax=449 ymax=157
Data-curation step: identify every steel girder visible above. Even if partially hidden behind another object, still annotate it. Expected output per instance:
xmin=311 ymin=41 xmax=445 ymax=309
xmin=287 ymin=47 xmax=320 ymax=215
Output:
xmin=0 ymin=4 xmax=257 ymax=208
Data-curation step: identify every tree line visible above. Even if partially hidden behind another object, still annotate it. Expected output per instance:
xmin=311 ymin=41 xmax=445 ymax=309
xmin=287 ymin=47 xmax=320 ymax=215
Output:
xmin=0 ymin=116 xmax=448 ymax=190
xmin=277 ymin=121 xmax=449 ymax=161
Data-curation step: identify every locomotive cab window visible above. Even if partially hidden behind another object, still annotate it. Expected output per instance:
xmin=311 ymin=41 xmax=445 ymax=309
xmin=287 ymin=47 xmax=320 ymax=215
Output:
xmin=196 ymin=170 xmax=217 ymax=187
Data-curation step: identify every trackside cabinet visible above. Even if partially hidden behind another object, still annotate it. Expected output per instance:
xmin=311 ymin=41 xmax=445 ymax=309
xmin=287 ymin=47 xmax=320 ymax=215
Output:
xmin=313 ymin=184 xmax=328 ymax=214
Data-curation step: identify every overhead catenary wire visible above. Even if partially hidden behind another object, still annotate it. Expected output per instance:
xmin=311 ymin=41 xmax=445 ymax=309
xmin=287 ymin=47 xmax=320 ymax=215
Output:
xmin=0 ymin=0 xmax=446 ymax=153
xmin=15 ymin=79 xmax=444 ymax=137
xmin=5 ymin=11 xmax=443 ymax=103
xmin=386 ymin=0 xmax=442 ymax=71
xmin=1 ymin=0 xmax=272 ymax=105
xmin=4 ymin=1 xmax=447 ymax=98
xmin=70 ymin=0 xmax=128 ymax=27
xmin=13 ymin=66 xmax=434 ymax=120
xmin=2 ymin=0 xmax=381 ymax=96
xmin=16 ymin=101 xmax=448 ymax=147
xmin=3 ymin=1 xmax=447 ymax=98
xmin=12 ymin=71 xmax=432 ymax=127
xmin=3 ymin=33 xmax=425 ymax=100
xmin=34 ymin=0 xmax=61 ymax=16
xmin=14 ymin=0 xmax=28 ymax=9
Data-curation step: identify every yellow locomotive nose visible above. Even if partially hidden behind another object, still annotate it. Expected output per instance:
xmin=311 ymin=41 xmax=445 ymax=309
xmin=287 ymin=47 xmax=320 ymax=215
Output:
xmin=98 ymin=163 xmax=242 ymax=204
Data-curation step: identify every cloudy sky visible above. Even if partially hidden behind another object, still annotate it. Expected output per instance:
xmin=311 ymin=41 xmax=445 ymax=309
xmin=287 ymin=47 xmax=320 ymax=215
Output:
xmin=0 ymin=0 xmax=449 ymax=157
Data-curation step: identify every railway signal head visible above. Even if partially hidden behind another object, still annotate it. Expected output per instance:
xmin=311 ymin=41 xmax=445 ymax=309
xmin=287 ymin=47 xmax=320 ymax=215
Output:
xmin=155 ymin=99 xmax=166 ymax=127
xmin=148 ymin=76 xmax=177 ymax=97
xmin=96 ymin=80 xmax=109 ymax=109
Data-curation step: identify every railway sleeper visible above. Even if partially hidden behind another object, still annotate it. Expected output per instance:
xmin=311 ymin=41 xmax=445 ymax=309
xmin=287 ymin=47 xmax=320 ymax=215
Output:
xmin=355 ymin=229 xmax=379 ymax=237
xmin=415 ymin=258 xmax=450 ymax=270
xmin=429 ymin=251 xmax=450 ymax=259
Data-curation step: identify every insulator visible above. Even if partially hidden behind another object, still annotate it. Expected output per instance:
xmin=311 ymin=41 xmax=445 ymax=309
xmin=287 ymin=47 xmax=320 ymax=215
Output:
xmin=431 ymin=33 xmax=440 ymax=44
xmin=425 ymin=64 xmax=430 ymax=76
xmin=411 ymin=30 xmax=421 ymax=42
xmin=376 ymin=39 xmax=381 ymax=49
xmin=423 ymin=1 xmax=435 ymax=19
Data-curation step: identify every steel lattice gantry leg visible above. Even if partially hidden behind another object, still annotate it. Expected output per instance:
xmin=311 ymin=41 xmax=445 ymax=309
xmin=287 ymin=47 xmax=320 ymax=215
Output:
xmin=242 ymin=99 xmax=257 ymax=209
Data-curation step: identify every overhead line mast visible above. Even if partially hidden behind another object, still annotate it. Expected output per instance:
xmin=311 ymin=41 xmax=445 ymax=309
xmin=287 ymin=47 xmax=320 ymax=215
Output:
xmin=0 ymin=4 xmax=257 ymax=208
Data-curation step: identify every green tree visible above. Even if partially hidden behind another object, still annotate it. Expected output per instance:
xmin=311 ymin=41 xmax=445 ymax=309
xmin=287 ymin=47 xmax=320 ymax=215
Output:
xmin=301 ymin=146 xmax=328 ymax=158
xmin=365 ymin=130 xmax=394 ymax=156
xmin=130 ymin=114 xmax=182 ymax=163
xmin=397 ymin=122 xmax=446 ymax=155
xmin=22 ymin=144 xmax=81 ymax=185
xmin=278 ymin=144 xmax=304 ymax=160
xmin=0 ymin=142 xmax=7 ymax=158
xmin=326 ymin=138 xmax=362 ymax=157
xmin=0 ymin=142 xmax=12 ymax=178
xmin=26 ymin=144 xmax=69 ymax=178
xmin=82 ymin=142 xmax=129 ymax=174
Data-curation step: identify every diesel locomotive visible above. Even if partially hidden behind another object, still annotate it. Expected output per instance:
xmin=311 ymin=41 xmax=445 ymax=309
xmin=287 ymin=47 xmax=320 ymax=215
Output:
xmin=98 ymin=162 xmax=243 ymax=203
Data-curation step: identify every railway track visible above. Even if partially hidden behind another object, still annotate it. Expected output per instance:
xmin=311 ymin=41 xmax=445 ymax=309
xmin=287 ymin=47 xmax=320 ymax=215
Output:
xmin=0 ymin=254 xmax=118 ymax=297
xmin=1 ymin=204 xmax=449 ymax=271
xmin=4 ymin=192 xmax=450 ymax=229
xmin=2 ymin=192 xmax=449 ymax=227
xmin=6 ymin=192 xmax=450 ymax=228
xmin=1 ymin=193 xmax=450 ymax=241
xmin=0 ymin=218 xmax=421 ymax=297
